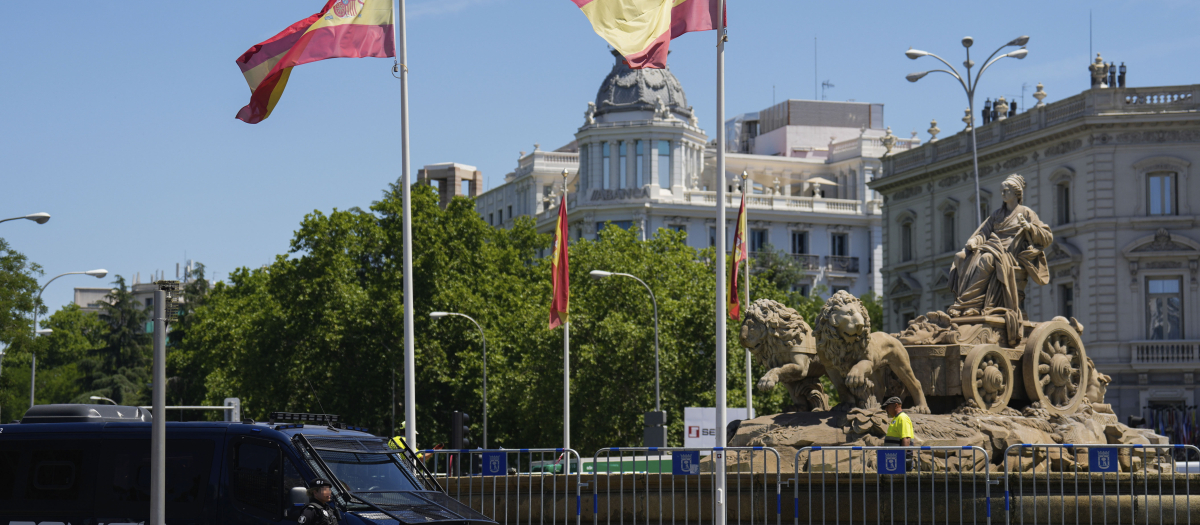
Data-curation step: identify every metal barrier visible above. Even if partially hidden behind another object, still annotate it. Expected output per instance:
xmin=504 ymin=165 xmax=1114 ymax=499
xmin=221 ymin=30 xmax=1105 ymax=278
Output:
xmin=794 ymin=445 xmax=994 ymax=524
xmin=1002 ymin=443 xmax=1200 ymax=524
xmin=420 ymin=448 xmax=583 ymax=525
xmin=591 ymin=446 xmax=783 ymax=525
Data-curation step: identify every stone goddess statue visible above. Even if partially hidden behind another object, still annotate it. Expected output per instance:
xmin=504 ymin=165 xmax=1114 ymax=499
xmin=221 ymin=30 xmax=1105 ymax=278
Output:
xmin=948 ymin=174 xmax=1052 ymax=343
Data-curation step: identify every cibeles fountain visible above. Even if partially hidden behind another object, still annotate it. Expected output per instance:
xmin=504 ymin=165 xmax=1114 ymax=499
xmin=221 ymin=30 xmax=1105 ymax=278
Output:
xmin=733 ymin=174 xmax=1170 ymax=473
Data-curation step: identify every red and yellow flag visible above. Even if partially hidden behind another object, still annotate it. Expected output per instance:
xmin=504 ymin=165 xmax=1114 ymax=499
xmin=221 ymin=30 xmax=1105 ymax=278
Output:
xmin=570 ymin=0 xmax=725 ymax=69
xmin=728 ymin=191 xmax=747 ymax=320
xmin=235 ymin=0 xmax=395 ymax=124
xmin=549 ymin=195 xmax=571 ymax=329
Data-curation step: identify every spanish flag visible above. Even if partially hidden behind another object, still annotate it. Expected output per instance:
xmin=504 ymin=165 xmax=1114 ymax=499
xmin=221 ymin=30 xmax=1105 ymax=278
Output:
xmin=549 ymin=195 xmax=571 ymax=329
xmin=728 ymin=190 xmax=747 ymax=320
xmin=571 ymin=0 xmax=725 ymax=69
xmin=235 ymin=0 xmax=395 ymax=124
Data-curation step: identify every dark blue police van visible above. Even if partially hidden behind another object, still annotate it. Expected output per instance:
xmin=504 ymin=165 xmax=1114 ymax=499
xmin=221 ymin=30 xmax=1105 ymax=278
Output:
xmin=0 ymin=404 xmax=494 ymax=524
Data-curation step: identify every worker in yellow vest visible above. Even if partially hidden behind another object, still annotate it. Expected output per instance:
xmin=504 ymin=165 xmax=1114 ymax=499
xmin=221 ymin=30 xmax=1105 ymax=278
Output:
xmin=389 ymin=422 xmax=425 ymax=461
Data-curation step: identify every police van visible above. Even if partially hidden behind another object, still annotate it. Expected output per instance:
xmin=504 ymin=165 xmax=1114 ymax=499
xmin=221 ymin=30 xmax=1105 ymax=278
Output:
xmin=0 ymin=404 xmax=495 ymax=524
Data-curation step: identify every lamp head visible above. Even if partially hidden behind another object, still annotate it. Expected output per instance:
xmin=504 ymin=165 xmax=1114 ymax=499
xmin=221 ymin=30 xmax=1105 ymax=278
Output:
xmin=430 ymin=312 xmax=449 ymax=319
xmin=36 ymin=329 xmax=53 ymax=336
xmin=1008 ymin=35 xmax=1030 ymax=47
xmin=906 ymin=71 xmax=930 ymax=82
xmin=89 ymin=396 xmax=102 ymax=401
xmin=85 ymin=269 xmax=108 ymax=278
xmin=25 ymin=212 xmax=50 ymax=224
xmin=589 ymin=270 xmax=613 ymax=280
xmin=905 ymin=48 xmax=927 ymax=60
xmin=961 ymin=36 xmax=974 ymax=48
xmin=1008 ymin=48 xmax=1028 ymax=60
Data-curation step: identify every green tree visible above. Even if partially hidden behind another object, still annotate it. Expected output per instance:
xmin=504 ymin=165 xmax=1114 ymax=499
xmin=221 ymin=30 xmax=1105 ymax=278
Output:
xmin=78 ymin=277 xmax=151 ymax=405
xmin=0 ymin=238 xmax=41 ymax=420
xmin=166 ymin=263 xmax=214 ymax=413
xmin=749 ymin=243 xmax=806 ymax=293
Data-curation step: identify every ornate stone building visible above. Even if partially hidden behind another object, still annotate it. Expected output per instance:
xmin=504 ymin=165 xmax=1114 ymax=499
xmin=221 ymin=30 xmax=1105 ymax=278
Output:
xmin=471 ymin=50 xmax=905 ymax=298
xmin=873 ymin=80 xmax=1200 ymax=429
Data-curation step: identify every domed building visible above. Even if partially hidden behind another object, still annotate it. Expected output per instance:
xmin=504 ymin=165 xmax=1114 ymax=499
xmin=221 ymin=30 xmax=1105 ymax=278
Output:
xmin=466 ymin=50 xmax=908 ymax=298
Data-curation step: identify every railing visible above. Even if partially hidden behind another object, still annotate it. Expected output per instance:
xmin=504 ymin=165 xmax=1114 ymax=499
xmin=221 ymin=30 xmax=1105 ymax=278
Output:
xmin=518 ymin=150 xmax=580 ymax=172
xmin=679 ymin=191 xmax=861 ymax=214
xmin=422 ymin=448 xmax=583 ymax=525
xmin=1132 ymin=340 xmax=1200 ymax=365
xmin=826 ymin=255 xmax=860 ymax=273
xmin=791 ymin=254 xmax=821 ymax=270
xmin=1125 ymin=90 xmax=1195 ymax=106
xmin=1045 ymin=93 xmax=1086 ymax=125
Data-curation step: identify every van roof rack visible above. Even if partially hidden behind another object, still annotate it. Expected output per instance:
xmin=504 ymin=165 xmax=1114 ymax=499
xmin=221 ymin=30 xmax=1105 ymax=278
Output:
xmin=269 ymin=412 xmax=340 ymax=426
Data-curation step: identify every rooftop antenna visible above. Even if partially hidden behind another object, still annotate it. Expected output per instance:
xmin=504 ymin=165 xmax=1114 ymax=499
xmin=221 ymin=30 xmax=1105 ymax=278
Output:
xmin=813 ymin=37 xmax=818 ymax=100
xmin=1021 ymin=83 xmax=1029 ymax=113
xmin=821 ymin=80 xmax=835 ymax=101
xmin=1089 ymin=10 xmax=1092 ymax=61
xmin=304 ymin=378 xmax=337 ymax=431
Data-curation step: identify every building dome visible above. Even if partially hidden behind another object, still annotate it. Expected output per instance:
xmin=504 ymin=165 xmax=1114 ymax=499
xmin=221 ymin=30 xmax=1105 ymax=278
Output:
xmin=594 ymin=49 xmax=693 ymax=119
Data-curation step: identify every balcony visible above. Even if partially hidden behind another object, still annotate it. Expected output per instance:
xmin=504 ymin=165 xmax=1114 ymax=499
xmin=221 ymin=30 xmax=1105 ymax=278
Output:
xmin=826 ymin=255 xmax=860 ymax=273
xmin=1132 ymin=340 xmax=1200 ymax=368
xmin=791 ymin=254 xmax=821 ymax=270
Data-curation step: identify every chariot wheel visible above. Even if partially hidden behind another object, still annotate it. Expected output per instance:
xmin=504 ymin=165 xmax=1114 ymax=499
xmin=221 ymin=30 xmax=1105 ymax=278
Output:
xmin=1023 ymin=319 xmax=1089 ymax=416
xmin=961 ymin=344 xmax=1014 ymax=413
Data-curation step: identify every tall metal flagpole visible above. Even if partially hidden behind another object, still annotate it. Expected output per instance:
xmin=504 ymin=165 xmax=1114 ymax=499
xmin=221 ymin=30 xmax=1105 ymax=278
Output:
xmin=397 ymin=0 xmax=417 ymax=451
xmin=150 ymin=290 xmax=166 ymax=525
xmin=714 ymin=2 xmax=728 ymax=525
xmin=741 ymin=171 xmax=753 ymax=420
xmin=563 ymin=170 xmax=571 ymax=452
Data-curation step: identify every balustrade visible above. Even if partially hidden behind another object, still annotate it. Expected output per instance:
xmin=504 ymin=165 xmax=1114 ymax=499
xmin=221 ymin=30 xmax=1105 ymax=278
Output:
xmin=791 ymin=254 xmax=821 ymax=270
xmin=1132 ymin=340 xmax=1200 ymax=365
xmin=826 ymin=255 xmax=860 ymax=273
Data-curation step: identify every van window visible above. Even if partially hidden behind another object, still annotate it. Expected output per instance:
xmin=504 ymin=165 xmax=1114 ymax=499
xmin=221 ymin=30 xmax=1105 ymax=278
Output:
xmin=27 ymin=450 xmax=83 ymax=500
xmin=97 ymin=439 xmax=215 ymax=518
xmin=232 ymin=438 xmax=283 ymax=517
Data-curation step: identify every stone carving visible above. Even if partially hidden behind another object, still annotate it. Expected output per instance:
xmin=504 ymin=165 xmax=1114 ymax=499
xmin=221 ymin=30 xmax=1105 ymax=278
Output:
xmin=948 ymin=174 xmax=1053 ymax=346
xmin=1144 ymin=261 xmax=1183 ymax=269
xmin=1001 ymin=156 xmax=1028 ymax=170
xmin=1089 ymin=53 xmax=1110 ymax=88
xmin=1044 ymin=139 xmax=1083 ymax=158
xmin=584 ymin=101 xmax=595 ymax=125
xmin=653 ymin=96 xmax=672 ymax=120
xmin=739 ymin=300 xmax=830 ymax=412
xmin=1112 ymin=129 xmax=1200 ymax=145
xmin=1033 ymin=82 xmax=1047 ymax=107
xmin=1085 ymin=357 xmax=1111 ymax=404
xmin=896 ymin=311 xmax=958 ymax=345
xmin=590 ymin=187 xmax=650 ymax=201
xmin=894 ymin=185 xmax=922 ymax=200
xmin=813 ymin=291 xmax=931 ymax=413
xmin=881 ymin=127 xmax=897 ymax=155
xmin=1132 ymin=228 xmax=1193 ymax=252
xmin=928 ymin=119 xmax=940 ymax=142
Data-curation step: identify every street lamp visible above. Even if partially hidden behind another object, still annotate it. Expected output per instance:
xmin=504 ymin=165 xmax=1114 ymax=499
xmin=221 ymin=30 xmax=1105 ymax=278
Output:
xmin=905 ymin=35 xmax=1029 ymax=225
xmin=430 ymin=311 xmax=489 ymax=449
xmin=31 ymin=269 xmax=107 ymax=408
xmin=90 ymin=395 xmax=117 ymax=405
xmin=589 ymin=270 xmax=660 ymax=412
xmin=0 ymin=212 xmax=51 ymax=225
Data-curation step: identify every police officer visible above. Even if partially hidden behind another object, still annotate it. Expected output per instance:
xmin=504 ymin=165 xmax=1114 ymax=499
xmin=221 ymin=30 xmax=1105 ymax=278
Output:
xmin=297 ymin=478 xmax=337 ymax=525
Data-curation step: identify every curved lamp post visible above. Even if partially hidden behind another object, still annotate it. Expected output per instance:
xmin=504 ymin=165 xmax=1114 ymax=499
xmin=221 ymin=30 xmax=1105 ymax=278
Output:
xmin=431 ymin=311 xmax=489 ymax=448
xmin=0 ymin=213 xmax=50 ymax=225
xmin=90 ymin=395 xmax=117 ymax=405
xmin=905 ymin=35 xmax=1029 ymax=225
xmin=31 ymin=269 xmax=107 ymax=407
xmin=590 ymin=270 xmax=660 ymax=412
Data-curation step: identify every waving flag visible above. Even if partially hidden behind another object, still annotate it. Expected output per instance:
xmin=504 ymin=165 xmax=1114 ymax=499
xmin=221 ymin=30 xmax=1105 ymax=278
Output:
xmin=549 ymin=195 xmax=571 ymax=329
xmin=235 ymin=0 xmax=395 ymax=123
xmin=728 ymin=189 xmax=747 ymax=320
xmin=571 ymin=0 xmax=724 ymax=69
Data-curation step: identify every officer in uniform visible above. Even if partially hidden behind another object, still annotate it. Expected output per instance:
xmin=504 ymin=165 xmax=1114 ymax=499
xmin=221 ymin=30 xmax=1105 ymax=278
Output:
xmin=297 ymin=478 xmax=338 ymax=525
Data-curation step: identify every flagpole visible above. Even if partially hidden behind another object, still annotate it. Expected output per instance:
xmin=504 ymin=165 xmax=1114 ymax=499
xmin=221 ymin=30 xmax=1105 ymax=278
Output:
xmin=397 ymin=0 xmax=417 ymax=451
xmin=714 ymin=2 xmax=728 ymax=525
xmin=562 ymin=169 xmax=571 ymax=452
xmin=741 ymin=171 xmax=753 ymax=420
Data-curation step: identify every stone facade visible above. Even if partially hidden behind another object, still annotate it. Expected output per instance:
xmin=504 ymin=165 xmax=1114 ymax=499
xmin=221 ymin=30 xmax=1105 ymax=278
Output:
xmin=872 ymin=82 xmax=1200 ymax=431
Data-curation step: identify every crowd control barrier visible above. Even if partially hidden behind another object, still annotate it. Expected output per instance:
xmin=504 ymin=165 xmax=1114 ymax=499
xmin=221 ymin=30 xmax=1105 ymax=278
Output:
xmin=590 ymin=446 xmax=783 ymax=525
xmin=1002 ymin=443 xmax=1200 ymax=525
xmin=794 ymin=445 xmax=994 ymax=524
xmin=420 ymin=448 xmax=583 ymax=525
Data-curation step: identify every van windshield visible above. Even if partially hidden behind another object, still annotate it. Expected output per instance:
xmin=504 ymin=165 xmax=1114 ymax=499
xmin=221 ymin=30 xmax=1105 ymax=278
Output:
xmin=315 ymin=450 xmax=421 ymax=493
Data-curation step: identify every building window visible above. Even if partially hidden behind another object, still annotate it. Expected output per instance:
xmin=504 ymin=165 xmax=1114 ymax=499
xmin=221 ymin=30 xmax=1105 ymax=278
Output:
xmin=602 ymin=142 xmax=611 ymax=189
xmin=1056 ymin=183 xmax=1071 ymax=225
xmin=709 ymin=226 xmax=716 ymax=247
xmin=1059 ymin=283 xmax=1073 ymax=319
xmin=1146 ymin=277 xmax=1183 ymax=340
xmin=831 ymin=233 xmax=848 ymax=257
xmin=636 ymin=140 xmax=645 ymax=187
xmin=658 ymin=140 xmax=671 ymax=188
xmin=749 ymin=229 xmax=768 ymax=253
xmin=488 ymin=213 xmax=493 ymax=225
xmin=791 ymin=231 xmax=808 ymax=254
xmin=668 ymin=224 xmax=686 ymax=236
xmin=796 ymin=284 xmax=811 ymax=297
xmin=1148 ymin=172 xmax=1176 ymax=216
xmin=507 ymin=206 xmax=512 ymax=221
xmin=942 ymin=211 xmax=957 ymax=253
xmin=832 ymin=285 xmax=849 ymax=294
xmin=901 ymin=221 xmax=913 ymax=262
xmin=618 ymin=141 xmax=627 ymax=188
xmin=901 ymin=312 xmax=916 ymax=328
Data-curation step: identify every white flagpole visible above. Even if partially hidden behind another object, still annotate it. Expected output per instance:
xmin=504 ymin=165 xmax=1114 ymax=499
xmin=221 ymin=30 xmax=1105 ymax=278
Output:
xmin=397 ymin=0 xmax=417 ymax=451
xmin=742 ymin=173 xmax=753 ymax=420
xmin=563 ymin=170 xmax=571 ymax=452
xmin=714 ymin=2 xmax=728 ymax=525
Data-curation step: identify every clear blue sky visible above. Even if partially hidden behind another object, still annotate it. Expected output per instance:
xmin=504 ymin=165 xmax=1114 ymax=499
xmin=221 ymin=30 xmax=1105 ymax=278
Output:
xmin=4 ymin=0 xmax=1198 ymax=312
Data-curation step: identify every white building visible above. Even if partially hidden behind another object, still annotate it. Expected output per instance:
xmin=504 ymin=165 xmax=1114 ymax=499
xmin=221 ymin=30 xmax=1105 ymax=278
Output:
xmin=469 ymin=50 xmax=910 ymax=298
xmin=873 ymin=77 xmax=1200 ymax=432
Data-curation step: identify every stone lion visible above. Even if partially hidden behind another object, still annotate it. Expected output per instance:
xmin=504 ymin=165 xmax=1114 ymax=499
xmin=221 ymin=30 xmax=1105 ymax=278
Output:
xmin=739 ymin=299 xmax=829 ymax=412
xmin=814 ymin=291 xmax=930 ymax=413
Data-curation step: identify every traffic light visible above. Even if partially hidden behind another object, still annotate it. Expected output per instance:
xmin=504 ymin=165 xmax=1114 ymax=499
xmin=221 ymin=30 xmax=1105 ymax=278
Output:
xmin=451 ymin=411 xmax=472 ymax=449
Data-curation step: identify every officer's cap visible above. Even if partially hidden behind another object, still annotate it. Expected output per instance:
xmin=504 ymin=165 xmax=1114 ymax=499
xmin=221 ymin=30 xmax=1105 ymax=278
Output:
xmin=312 ymin=478 xmax=332 ymax=488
